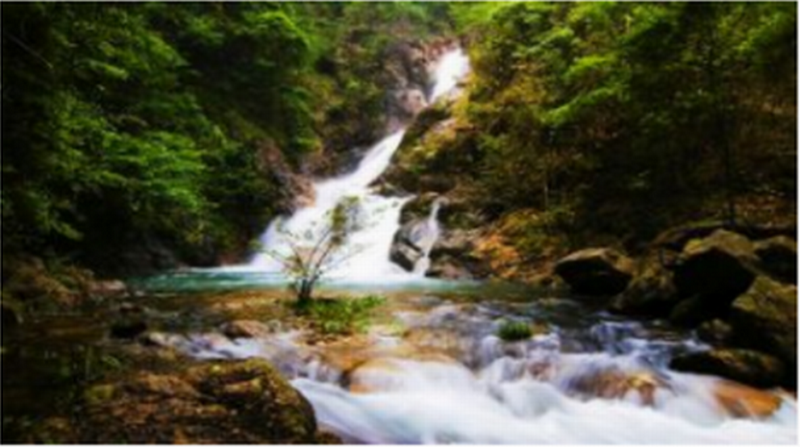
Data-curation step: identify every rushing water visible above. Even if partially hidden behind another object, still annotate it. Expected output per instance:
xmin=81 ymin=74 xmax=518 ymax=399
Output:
xmin=140 ymin=283 xmax=796 ymax=444
xmin=132 ymin=47 xmax=796 ymax=444
xmin=245 ymin=48 xmax=470 ymax=282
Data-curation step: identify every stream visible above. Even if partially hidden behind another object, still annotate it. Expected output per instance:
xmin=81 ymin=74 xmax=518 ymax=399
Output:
xmin=5 ymin=47 xmax=795 ymax=444
xmin=133 ymin=48 xmax=797 ymax=444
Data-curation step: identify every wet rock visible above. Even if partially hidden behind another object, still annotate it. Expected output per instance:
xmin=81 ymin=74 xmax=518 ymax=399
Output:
xmin=670 ymin=349 xmax=785 ymax=388
xmin=76 ymin=359 xmax=318 ymax=444
xmin=729 ymin=276 xmax=797 ymax=377
xmin=610 ymin=252 xmax=680 ymax=316
xmin=668 ymin=296 xmax=719 ymax=327
xmin=566 ymin=368 xmax=671 ymax=406
xmin=89 ymin=280 xmax=128 ymax=298
xmin=673 ymin=230 xmax=759 ymax=304
xmin=110 ymin=319 xmax=148 ymax=339
xmin=554 ymin=248 xmax=635 ymax=296
xmin=426 ymin=259 xmax=474 ymax=280
xmin=713 ymin=380 xmax=783 ymax=419
xmin=390 ymin=218 xmax=438 ymax=272
xmin=390 ymin=240 xmax=423 ymax=272
xmin=754 ymin=236 xmax=797 ymax=284
xmin=696 ymin=319 xmax=733 ymax=344
xmin=221 ymin=320 xmax=273 ymax=339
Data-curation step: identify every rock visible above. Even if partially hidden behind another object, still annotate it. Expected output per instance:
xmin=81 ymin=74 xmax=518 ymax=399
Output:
xmin=566 ymin=367 xmax=671 ymax=406
xmin=89 ymin=280 xmax=128 ymax=298
xmin=696 ymin=319 xmax=733 ymax=344
xmin=110 ymin=319 xmax=148 ymax=339
xmin=426 ymin=259 xmax=474 ymax=280
xmin=713 ymin=380 xmax=783 ymax=419
xmin=390 ymin=240 xmax=423 ymax=271
xmin=673 ymin=230 xmax=759 ymax=303
xmin=554 ymin=248 xmax=635 ymax=296
xmin=668 ymin=296 xmax=719 ymax=327
xmin=610 ymin=252 xmax=680 ymax=316
xmin=729 ymin=276 xmax=797 ymax=378
xmin=390 ymin=219 xmax=438 ymax=272
xmin=221 ymin=320 xmax=273 ymax=339
xmin=754 ymin=236 xmax=797 ymax=284
xmin=670 ymin=349 xmax=785 ymax=388
xmin=77 ymin=359 xmax=319 ymax=444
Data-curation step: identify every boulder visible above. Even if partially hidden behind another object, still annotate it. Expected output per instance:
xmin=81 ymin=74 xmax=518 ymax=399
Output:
xmin=754 ymin=236 xmax=797 ymax=284
xmin=610 ymin=252 xmax=680 ymax=317
xmin=673 ymin=230 xmax=759 ymax=303
xmin=554 ymin=248 xmax=635 ymax=296
xmin=670 ymin=349 xmax=785 ymax=388
xmin=390 ymin=240 xmax=423 ymax=272
xmin=221 ymin=320 xmax=273 ymax=339
xmin=428 ymin=229 xmax=490 ymax=279
xmin=89 ymin=280 xmax=128 ymax=298
xmin=426 ymin=259 xmax=474 ymax=280
xmin=729 ymin=276 xmax=797 ymax=376
xmin=566 ymin=367 xmax=671 ymax=406
xmin=696 ymin=319 xmax=734 ymax=344
xmin=76 ymin=359 xmax=321 ymax=443
xmin=712 ymin=380 xmax=783 ymax=419
xmin=668 ymin=296 xmax=720 ymax=327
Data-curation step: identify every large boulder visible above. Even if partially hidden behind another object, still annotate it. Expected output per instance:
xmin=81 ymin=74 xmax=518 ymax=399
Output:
xmin=754 ymin=236 xmax=797 ymax=284
xmin=729 ymin=276 xmax=797 ymax=377
xmin=712 ymin=380 xmax=783 ymax=419
xmin=610 ymin=252 xmax=680 ymax=316
xmin=554 ymin=248 xmax=635 ymax=296
xmin=390 ymin=219 xmax=431 ymax=271
xmin=428 ymin=229 xmax=489 ymax=279
xmin=77 ymin=359 xmax=321 ymax=444
xmin=670 ymin=349 xmax=786 ymax=389
xmin=673 ymin=230 xmax=759 ymax=303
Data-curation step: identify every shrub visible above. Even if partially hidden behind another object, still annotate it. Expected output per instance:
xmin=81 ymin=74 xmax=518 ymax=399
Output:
xmin=497 ymin=319 xmax=533 ymax=342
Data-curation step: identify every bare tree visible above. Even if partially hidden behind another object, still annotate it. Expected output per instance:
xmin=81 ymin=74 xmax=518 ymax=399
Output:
xmin=263 ymin=196 xmax=364 ymax=306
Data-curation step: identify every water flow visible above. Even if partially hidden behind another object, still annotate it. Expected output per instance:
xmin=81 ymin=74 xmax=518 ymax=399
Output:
xmin=412 ymin=199 xmax=443 ymax=276
xmin=164 ymin=296 xmax=797 ymax=444
xmin=246 ymin=49 xmax=470 ymax=281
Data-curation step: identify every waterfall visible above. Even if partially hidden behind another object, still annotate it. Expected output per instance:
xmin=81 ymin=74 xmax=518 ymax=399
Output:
xmin=411 ymin=198 xmax=443 ymax=276
xmin=245 ymin=48 xmax=470 ymax=281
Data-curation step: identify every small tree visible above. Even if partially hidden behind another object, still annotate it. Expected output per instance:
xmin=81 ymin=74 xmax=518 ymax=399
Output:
xmin=263 ymin=196 xmax=364 ymax=306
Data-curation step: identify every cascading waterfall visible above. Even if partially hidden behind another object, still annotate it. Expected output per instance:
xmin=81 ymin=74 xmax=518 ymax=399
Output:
xmin=246 ymin=48 xmax=470 ymax=281
xmin=411 ymin=198 xmax=443 ymax=276
xmin=161 ymin=296 xmax=797 ymax=444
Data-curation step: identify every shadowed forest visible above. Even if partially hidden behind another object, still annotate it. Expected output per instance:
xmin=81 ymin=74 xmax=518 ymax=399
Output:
xmin=2 ymin=2 xmax=797 ymax=444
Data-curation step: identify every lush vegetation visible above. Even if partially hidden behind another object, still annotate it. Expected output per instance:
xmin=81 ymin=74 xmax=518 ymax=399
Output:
xmin=297 ymin=295 xmax=386 ymax=335
xmin=496 ymin=319 xmax=534 ymax=342
xmin=448 ymin=2 xmax=796 ymax=258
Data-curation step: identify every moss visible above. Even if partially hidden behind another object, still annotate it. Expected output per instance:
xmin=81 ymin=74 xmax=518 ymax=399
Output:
xmin=497 ymin=319 xmax=533 ymax=342
xmin=83 ymin=384 xmax=116 ymax=406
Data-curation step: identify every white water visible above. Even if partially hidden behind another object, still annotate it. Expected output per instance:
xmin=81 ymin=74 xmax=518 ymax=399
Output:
xmin=245 ymin=48 xmax=470 ymax=281
xmin=412 ymin=198 xmax=443 ymax=276
xmin=164 ymin=297 xmax=797 ymax=444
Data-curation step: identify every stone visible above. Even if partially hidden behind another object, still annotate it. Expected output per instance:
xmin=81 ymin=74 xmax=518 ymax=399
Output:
xmin=696 ymin=319 xmax=733 ymax=344
xmin=754 ymin=236 xmax=797 ymax=284
xmin=390 ymin=240 xmax=423 ymax=272
xmin=566 ymin=367 xmax=671 ymax=406
xmin=669 ymin=296 xmax=719 ymax=327
xmin=76 ymin=359 xmax=319 ymax=444
xmin=89 ymin=280 xmax=128 ymax=298
xmin=673 ymin=230 xmax=759 ymax=303
xmin=670 ymin=349 xmax=785 ymax=388
xmin=713 ymin=380 xmax=783 ymax=419
xmin=554 ymin=248 xmax=635 ymax=296
xmin=221 ymin=320 xmax=273 ymax=339
xmin=610 ymin=252 xmax=680 ymax=316
xmin=729 ymin=276 xmax=797 ymax=380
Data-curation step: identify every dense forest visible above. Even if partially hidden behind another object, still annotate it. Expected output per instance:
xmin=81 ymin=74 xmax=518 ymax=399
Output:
xmin=2 ymin=2 xmax=797 ymax=445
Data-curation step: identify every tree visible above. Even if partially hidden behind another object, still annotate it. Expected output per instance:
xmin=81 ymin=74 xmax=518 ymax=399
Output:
xmin=263 ymin=197 xmax=363 ymax=306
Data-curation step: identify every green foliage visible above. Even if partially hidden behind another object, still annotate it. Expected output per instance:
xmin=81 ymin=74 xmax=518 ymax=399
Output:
xmin=458 ymin=2 xmax=796 ymax=249
xmin=298 ymin=295 xmax=386 ymax=335
xmin=497 ymin=319 xmax=533 ymax=342
xmin=2 ymin=3 xmax=450 ymax=275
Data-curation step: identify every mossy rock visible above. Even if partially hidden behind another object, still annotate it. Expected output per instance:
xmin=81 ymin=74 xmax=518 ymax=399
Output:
xmin=610 ymin=252 xmax=680 ymax=317
xmin=670 ymin=349 xmax=785 ymax=388
xmin=729 ymin=276 xmax=797 ymax=383
xmin=76 ymin=359 xmax=319 ymax=443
